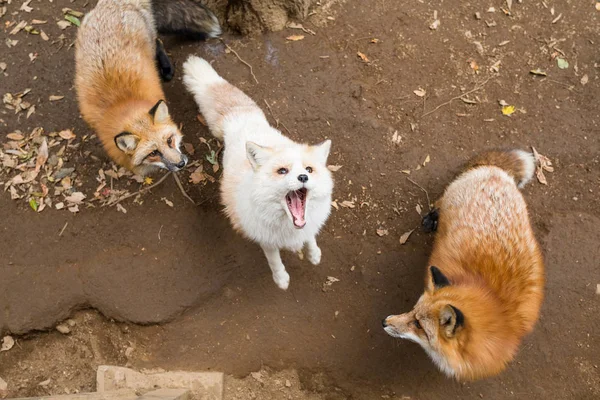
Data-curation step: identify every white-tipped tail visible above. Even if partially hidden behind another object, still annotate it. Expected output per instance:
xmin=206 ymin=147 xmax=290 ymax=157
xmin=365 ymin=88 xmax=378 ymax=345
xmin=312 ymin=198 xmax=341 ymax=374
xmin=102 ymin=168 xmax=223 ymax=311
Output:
xmin=512 ymin=150 xmax=536 ymax=188
xmin=465 ymin=149 xmax=536 ymax=189
xmin=183 ymin=56 xmax=223 ymax=96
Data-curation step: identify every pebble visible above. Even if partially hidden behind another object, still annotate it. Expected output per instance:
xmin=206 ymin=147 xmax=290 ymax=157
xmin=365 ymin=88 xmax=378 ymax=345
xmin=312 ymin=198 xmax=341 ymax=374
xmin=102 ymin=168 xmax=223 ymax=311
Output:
xmin=56 ymin=324 xmax=70 ymax=334
xmin=0 ymin=377 xmax=7 ymax=391
xmin=285 ymin=379 xmax=292 ymax=388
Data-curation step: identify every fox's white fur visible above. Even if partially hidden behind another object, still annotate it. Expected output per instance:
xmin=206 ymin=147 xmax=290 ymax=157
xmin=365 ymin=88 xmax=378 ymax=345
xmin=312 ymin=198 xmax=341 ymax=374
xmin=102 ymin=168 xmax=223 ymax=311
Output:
xmin=183 ymin=56 xmax=333 ymax=290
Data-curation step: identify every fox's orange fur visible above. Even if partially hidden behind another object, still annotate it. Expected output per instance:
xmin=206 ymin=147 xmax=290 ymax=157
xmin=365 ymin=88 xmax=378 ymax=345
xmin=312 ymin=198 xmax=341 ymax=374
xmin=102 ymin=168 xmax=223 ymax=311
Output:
xmin=384 ymin=149 xmax=544 ymax=381
xmin=75 ymin=0 xmax=186 ymax=175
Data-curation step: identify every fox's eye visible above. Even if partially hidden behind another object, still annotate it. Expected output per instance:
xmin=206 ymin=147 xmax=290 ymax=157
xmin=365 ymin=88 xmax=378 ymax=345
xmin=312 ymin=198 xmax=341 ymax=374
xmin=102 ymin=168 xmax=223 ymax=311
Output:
xmin=148 ymin=150 xmax=160 ymax=158
xmin=277 ymin=168 xmax=289 ymax=175
xmin=414 ymin=319 xmax=422 ymax=330
xmin=306 ymin=166 xmax=313 ymax=173
xmin=167 ymin=136 xmax=173 ymax=146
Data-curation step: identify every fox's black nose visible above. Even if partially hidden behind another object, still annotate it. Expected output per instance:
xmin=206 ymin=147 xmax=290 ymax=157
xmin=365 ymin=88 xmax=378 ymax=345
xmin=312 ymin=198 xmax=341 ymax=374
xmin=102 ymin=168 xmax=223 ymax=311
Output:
xmin=298 ymin=174 xmax=308 ymax=183
xmin=382 ymin=319 xmax=388 ymax=328
xmin=176 ymin=155 xmax=188 ymax=169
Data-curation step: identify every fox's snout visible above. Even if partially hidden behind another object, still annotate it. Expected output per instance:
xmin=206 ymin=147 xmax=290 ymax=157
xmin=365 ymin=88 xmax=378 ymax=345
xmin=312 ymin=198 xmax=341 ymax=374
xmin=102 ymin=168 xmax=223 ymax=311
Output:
xmin=166 ymin=153 xmax=188 ymax=171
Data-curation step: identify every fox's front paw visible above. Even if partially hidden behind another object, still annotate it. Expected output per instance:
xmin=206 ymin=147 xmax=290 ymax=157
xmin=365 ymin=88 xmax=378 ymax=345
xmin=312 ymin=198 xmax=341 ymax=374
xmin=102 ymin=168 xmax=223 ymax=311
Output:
xmin=308 ymin=245 xmax=322 ymax=265
xmin=272 ymin=270 xmax=290 ymax=290
xmin=422 ymin=208 xmax=439 ymax=232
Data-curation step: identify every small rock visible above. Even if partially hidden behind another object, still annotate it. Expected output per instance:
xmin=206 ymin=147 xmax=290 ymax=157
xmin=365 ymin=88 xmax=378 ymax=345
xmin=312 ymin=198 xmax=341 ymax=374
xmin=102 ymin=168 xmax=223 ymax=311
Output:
xmin=66 ymin=319 xmax=76 ymax=327
xmin=0 ymin=376 xmax=7 ymax=391
xmin=475 ymin=12 xmax=481 ymax=19
xmin=250 ymin=372 xmax=263 ymax=383
xmin=596 ymin=284 xmax=600 ymax=295
xmin=285 ymin=379 xmax=292 ymax=388
xmin=38 ymin=379 xmax=51 ymax=387
xmin=56 ymin=324 xmax=70 ymax=334
xmin=125 ymin=346 xmax=134 ymax=358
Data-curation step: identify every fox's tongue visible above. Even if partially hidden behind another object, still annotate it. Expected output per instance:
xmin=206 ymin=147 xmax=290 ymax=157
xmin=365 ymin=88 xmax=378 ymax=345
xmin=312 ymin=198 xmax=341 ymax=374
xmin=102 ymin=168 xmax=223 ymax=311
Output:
xmin=288 ymin=191 xmax=306 ymax=228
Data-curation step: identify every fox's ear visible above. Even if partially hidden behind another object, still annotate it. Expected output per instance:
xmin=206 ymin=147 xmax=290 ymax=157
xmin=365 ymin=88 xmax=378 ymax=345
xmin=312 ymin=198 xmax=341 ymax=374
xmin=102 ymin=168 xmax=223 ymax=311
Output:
xmin=149 ymin=100 xmax=170 ymax=124
xmin=430 ymin=266 xmax=450 ymax=289
xmin=246 ymin=142 xmax=273 ymax=170
xmin=115 ymin=132 xmax=140 ymax=154
xmin=440 ymin=305 xmax=464 ymax=338
xmin=313 ymin=140 xmax=331 ymax=164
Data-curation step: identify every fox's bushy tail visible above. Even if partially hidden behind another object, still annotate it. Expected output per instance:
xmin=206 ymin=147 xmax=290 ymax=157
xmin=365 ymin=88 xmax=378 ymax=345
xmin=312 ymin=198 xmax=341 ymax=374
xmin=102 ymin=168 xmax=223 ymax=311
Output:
xmin=465 ymin=149 xmax=536 ymax=188
xmin=152 ymin=0 xmax=221 ymax=40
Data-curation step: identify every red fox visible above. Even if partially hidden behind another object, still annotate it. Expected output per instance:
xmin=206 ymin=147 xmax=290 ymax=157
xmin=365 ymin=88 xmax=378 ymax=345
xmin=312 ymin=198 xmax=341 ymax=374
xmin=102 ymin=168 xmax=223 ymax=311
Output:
xmin=75 ymin=0 xmax=220 ymax=175
xmin=383 ymin=149 xmax=545 ymax=381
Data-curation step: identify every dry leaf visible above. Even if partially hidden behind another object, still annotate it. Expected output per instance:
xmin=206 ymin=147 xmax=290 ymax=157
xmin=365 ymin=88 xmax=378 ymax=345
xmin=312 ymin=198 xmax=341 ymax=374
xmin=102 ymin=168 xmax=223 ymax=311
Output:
xmin=162 ymin=197 xmax=174 ymax=207
xmin=35 ymin=138 xmax=48 ymax=172
xmin=357 ymin=52 xmax=370 ymax=63
xmin=1 ymin=336 xmax=14 ymax=352
xmin=413 ymin=88 xmax=426 ymax=97
xmin=581 ymin=74 xmax=589 ymax=85
xmin=65 ymin=192 xmax=85 ymax=204
xmin=422 ymin=155 xmax=431 ymax=166
xmin=183 ymin=142 xmax=195 ymax=155
xmin=49 ymin=95 xmax=64 ymax=101
xmin=20 ymin=0 xmax=33 ymax=12
xmin=68 ymin=205 xmax=79 ymax=213
xmin=116 ymin=204 xmax=127 ymax=214
xmin=10 ymin=21 xmax=28 ymax=35
xmin=340 ymin=200 xmax=355 ymax=208
xmin=59 ymin=130 xmax=76 ymax=140
xmin=391 ymin=131 xmax=402 ymax=145
xmin=6 ymin=133 xmax=24 ymax=141
xmin=416 ymin=204 xmax=423 ymax=215
xmin=57 ymin=20 xmax=71 ymax=30
xmin=327 ymin=165 xmax=343 ymax=172
xmin=376 ymin=227 xmax=389 ymax=237
xmin=55 ymin=202 xmax=65 ymax=210
xmin=399 ymin=229 xmax=415 ymax=245
xmin=502 ymin=105 xmax=516 ymax=116
xmin=286 ymin=35 xmax=305 ymax=41
xmin=40 ymin=30 xmax=49 ymax=41
xmin=331 ymin=200 xmax=339 ymax=210
xmin=26 ymin=105 xmax=35 ymax=118
xmin=530 ymin=68 xmax=547 ymax=76
xmin=189 ymin=166 xmax=206 ymax=184
xmin=325 ymin=276 xmax=340 ymax=286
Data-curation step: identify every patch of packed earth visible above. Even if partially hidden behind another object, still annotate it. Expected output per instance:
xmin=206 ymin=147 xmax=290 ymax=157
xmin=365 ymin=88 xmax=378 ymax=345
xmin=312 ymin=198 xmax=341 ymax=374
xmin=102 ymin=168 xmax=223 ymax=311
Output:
xmin=1 ymin=0 xmax=599 ymax=399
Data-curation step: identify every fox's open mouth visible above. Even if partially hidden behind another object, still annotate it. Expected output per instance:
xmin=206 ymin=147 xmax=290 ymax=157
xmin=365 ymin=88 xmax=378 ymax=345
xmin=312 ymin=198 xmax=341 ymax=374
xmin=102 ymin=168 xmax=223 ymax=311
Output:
xmin=286 ymin=188 xmax=307 ymax=229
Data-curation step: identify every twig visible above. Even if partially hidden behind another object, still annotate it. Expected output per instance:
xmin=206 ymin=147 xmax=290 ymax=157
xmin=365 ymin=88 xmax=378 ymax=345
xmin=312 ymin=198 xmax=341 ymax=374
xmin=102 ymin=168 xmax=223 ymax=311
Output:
xmin=421 ymin=76 xmax=492 ymax=118
xmin=547 ymin=79 xmax=581 ymax=93
xmin=263 ymin=99 xmax=280 ymax=128
xmin=158 ymin=225 xmax=163 ymax=242
xmin=103 ymin=172 xmax=172 ymax=207
xmin=407 ymin=177 xmax=432 ymax=210
xmin=58 ymin=222 xmax=68 ymax=237
xmin=280 ymin=121 xmax=292 ymax=135
xmin=220 ymin=39 xmax=258 ymax=84
xmin=172 ymin=172 xmax=196 ymax=205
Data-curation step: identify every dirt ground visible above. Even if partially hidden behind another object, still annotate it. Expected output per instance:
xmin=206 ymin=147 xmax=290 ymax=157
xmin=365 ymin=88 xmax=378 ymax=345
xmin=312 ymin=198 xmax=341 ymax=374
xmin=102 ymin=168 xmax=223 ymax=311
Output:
xmin=1 ymin=0 xmax=599 ymax=399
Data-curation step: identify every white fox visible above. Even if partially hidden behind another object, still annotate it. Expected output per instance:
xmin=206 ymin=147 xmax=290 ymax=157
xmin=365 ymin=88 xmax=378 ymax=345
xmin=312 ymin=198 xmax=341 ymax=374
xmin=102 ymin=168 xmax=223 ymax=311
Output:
xmin=183 ymin=56 xmax=334 ymax=290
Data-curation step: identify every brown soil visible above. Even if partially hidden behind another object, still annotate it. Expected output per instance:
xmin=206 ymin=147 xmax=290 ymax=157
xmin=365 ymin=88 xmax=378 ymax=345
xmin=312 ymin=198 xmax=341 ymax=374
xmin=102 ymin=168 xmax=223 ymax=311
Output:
xmin=1 ymin=0 xmax=600 ymax=399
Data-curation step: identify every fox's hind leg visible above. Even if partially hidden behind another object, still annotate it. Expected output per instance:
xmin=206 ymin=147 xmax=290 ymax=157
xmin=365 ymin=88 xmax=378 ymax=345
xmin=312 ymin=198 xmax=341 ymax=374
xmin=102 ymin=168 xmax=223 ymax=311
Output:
xmin=306 ymin=236 xmax=322 ymax=265
xmin=422 ymin=208 xmax=440 ymax=232
xmin=156 ymin=39 xmax=174 ymax=82
xmin=261 ymin=245 xmax=290 ymax=290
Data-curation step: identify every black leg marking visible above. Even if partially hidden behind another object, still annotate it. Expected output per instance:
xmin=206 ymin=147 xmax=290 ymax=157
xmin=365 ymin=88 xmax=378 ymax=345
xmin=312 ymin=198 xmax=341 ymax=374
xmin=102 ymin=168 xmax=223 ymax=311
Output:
xmin=422 ymin=208 xmax=439 ymax=232
xmin=156 ymin=39 xmax=174 ymax=82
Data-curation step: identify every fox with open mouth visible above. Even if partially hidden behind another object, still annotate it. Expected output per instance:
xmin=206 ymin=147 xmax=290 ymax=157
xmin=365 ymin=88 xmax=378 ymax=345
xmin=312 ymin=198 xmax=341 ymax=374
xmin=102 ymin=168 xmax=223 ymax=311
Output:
xmin=183 ymin=56 xmax=333 ymax=290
